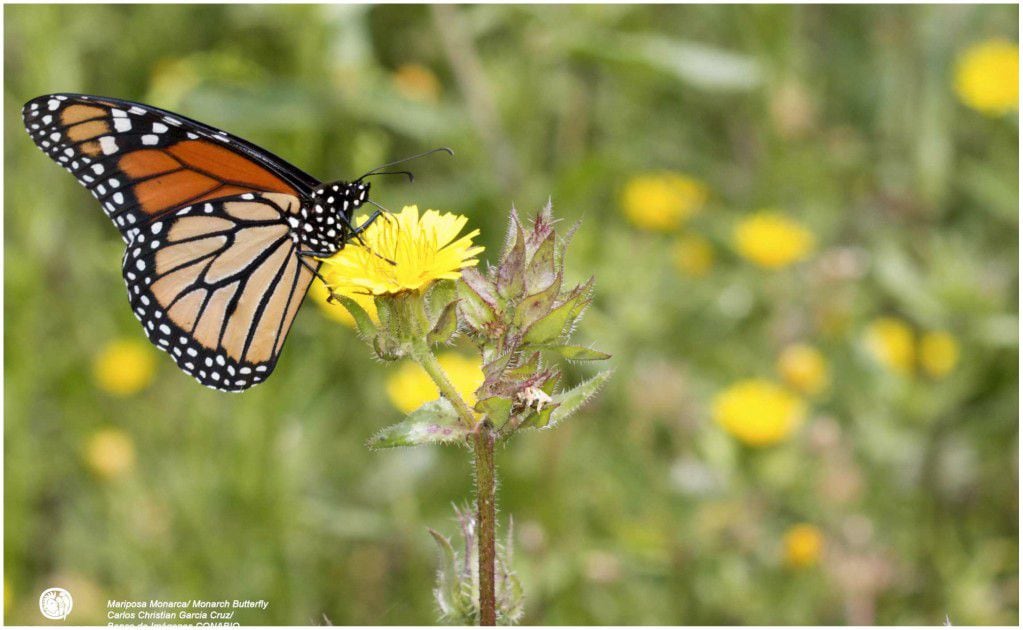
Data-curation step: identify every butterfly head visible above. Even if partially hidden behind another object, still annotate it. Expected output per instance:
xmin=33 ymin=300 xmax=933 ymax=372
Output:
xmin=299 ymin=180 xmax=372 ymax=254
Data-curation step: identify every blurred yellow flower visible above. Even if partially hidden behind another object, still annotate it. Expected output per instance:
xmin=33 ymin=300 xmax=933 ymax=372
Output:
xmin=712 ymin=379 xmax=806 ymax=447
xmin=920 ymin=330 xmax=960 ymax=378
xmin=621 ymin=172 xmax=708 ymax=232
xmin=733 ymin=210 xmax=815 ymax=269
xmin=386 ymin=352 xmax=484 ymax=414
xmin=93 ymin=339 xmax=156 ymax=396
xmin=393 ymin=62 xmax=442 ymax=102
xmin=309 ymin=278 xmax=378 ymax=327
xmin=84 ymin=428 xmax=136 ymax=480
xmin=864 ymin=317 xmax=915 ymax=376
xmin=953 ymin=39 xmax=1019 ymax=116
xmin=671 ymin=234 xmax=715 ymax=276
xmin=783 ymin=523 xmax=824 ymax=568
xmin=777 ymin=343 xmax=830 ymax=395
xmin=320 ymin=205 xmax=484 ymax=297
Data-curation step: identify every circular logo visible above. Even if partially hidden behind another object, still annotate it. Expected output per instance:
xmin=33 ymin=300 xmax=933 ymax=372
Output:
xmin=39 ymin=587 xmax=73 ymax=621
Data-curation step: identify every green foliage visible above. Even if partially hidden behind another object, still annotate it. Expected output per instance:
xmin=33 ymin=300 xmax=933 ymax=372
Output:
xmin=3 ymin=4 xmax=1017 ymax=625
xmin=368 ymin=399 xmax=467 ymax=449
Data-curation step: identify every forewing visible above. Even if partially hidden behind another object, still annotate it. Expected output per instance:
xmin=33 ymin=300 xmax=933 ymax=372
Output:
xmin=22 ymin=93 xmax=318 ymax=239
xmin=123 ymin=193 xmax=315 ymax=391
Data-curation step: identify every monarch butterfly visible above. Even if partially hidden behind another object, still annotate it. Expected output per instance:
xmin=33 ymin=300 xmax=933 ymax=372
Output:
xmin=22 ymin=93 xmax=449 ymax=392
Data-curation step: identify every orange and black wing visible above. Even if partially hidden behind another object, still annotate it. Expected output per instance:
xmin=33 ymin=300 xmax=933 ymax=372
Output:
xmin=22 ymin=93 xmax=319 ymax=240
xmin=123 ymin=193 xmax=314 ymax=391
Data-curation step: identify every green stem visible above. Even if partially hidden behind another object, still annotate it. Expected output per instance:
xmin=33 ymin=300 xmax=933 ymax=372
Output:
xmin=473 ymin=426 xmax=497 ymax=626
xmin=406 ymin=293 xmax=497 ymax=625
xmin=411 ymin=343 xmax=477 ymax=430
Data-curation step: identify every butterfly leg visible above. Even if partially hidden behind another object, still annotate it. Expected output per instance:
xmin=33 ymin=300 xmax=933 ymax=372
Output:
xmin=296 ymin=255 xmax=333 ymax=288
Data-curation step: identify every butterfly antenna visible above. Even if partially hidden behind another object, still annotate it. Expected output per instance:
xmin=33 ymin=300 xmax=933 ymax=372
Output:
xmin=356 ymin=147 xmax=453 ymax=181
xmin=360 ymin=170 xmax=415 ymax=183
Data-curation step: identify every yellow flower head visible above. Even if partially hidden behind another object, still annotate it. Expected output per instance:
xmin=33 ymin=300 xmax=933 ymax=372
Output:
xmin=393 ymin=63 xmax=442 ymax=102
xmin=309 ymin=278 xmax=378 ymax=327
xmin=733 ymin=210 xmax=815 ymax=269
xmin=386 ymin=352 xmax=484 ymax=414
xmin=84 ymin=428 xmax=136 ymax=480
xmin=920 ymin=330 xmax=960 ymax=378
xmin=864 ymin=317 xmax=915 ymax=376
xmin=777 ymin=343 xmax=830 ymax=395
xmin=671 ymin=234 xmax=715 ymax=276
xmin=93 ymin=338 xmax=156 ymax=396
xmin=954 ymin=38 xmax=1019 ymax=116
xmin=783 ymin=523 xmax=824 ymax=568
xmin=712 ymin=378 xmax=806 ymax=447
xmin=621 ymin=172 xmax=708 ymax=232
xmin=319 ymin=205 xmax=484 ymax=297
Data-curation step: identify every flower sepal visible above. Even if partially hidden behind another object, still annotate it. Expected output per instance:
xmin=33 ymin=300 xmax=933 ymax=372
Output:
xmin=327 ymin=292 xmax=378 ymax=341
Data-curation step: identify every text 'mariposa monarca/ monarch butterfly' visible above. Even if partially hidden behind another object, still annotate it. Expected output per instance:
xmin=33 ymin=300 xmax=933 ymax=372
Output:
xmin=22 ymin=93 xmax=451 ymax=392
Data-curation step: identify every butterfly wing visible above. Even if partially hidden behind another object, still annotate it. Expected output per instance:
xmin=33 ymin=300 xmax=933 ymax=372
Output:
xmin=22 ymin=93 xmax=319 ymax=241
xmin=123 ymin=192 xmax=314 ymax=391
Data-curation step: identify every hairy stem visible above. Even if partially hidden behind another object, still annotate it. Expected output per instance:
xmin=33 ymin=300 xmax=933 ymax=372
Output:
xmin=473 ymin=426 xmax=497 ymax=625
xmin=408 ymin=294 xmax=497 ymax=625
xmin=414 ymin=346 xmax=477 ymax=430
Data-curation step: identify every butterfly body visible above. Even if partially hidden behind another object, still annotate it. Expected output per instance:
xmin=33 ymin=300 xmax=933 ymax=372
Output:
xmin=22 ymin=93 xmax=382 ymax=392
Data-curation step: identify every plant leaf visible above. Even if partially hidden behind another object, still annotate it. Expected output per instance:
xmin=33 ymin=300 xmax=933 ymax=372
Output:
xmin=457 ymin=272 xmax=499 ymax=332
xmin=475 ymin=396 xmax=513 ymax=428
xmin=427 ymin=299 xmax=460 ymax=346
xmin=534 ymin=344 xmax=611 ymax=361
xmin=367 ymin=398 xmax=469 ymax=449
xmin=497 ymin=214 xmax=526 ymax=300
xmin=522 ymin=291 xmax=585 ymax=344
xmin=538 ymin=370 xmax=613 ymax=429
xmin=427 ymin=280 xmax=458 ymax=320
xmin=329 ymin=292 xmax=377 ymax=340
xmin=428 ymin=528 xmax=460 ymax=618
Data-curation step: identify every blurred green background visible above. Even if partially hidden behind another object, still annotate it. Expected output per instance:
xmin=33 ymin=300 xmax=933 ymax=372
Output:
xmin=4 ymin=4 xmax=1018 ymax=625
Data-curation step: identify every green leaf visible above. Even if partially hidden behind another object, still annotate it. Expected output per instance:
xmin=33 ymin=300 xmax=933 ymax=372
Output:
xmin=524 ymin=229 xmax=557 ymax=293
xmin=427 ymin=299 xmax=459 ymax=346
xmin=541 ymin=370 xmax=613 ymax=429
xmin=457 ymin=272 xmax=499 ymax=332
xmin=497 ymin=213 xmax=526 ymax=300
xmin=513 ymin=271 xmax=562 ymax=328
xmin=427 ymin=528 xmax=461 ymax=618
xmin=427 ymin=280 xmax=458 ymax=319
xmin=329 ymin=292 xmax=377 ymax=340
xmin=475 ymin=396 xmax=513 ymax=428
xmin=367 ymin=398 xmax=469 ymax=449
xmin=522 ymin=290 xmax=586 ymax=344
xmin=534 ymin=345 xmax=611 ymax=361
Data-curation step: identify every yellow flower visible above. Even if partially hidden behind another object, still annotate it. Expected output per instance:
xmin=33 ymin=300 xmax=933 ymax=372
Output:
xmin=864 ymin=317 xmax=915 ymax=376
xmin=393 ymin=63 xmax=442 ymax=102
xmin=712 ymin=379 xmax=806 ymax=447
xmin=783 ymin=523 xmax=824 ymax=568
xmin=93 ymin=338 xmax=156 ymax=396
xmin=386 ymin=352 xmax=484 ymax=414
xmin=671 ymin=234 xmax=715 ymax=276
xmin=309 ymin=278 xmax=378 ymax=327
xmin=920 ymin=330 xmax=960 ymax=378
xmin=621 ymin=172 xmax=708 ymax=232
xmin=953 ymin=39 xmax=1019 ymax=116
xmin=733 ymin=210 xmax=815 ymax=269
xmin=777 ymin=343 xmax=829 ymax=395
xmin=319 ymin=205 xmax=484 ymax=297
xmin=84 ymin=428 xmax=136 ymax=480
